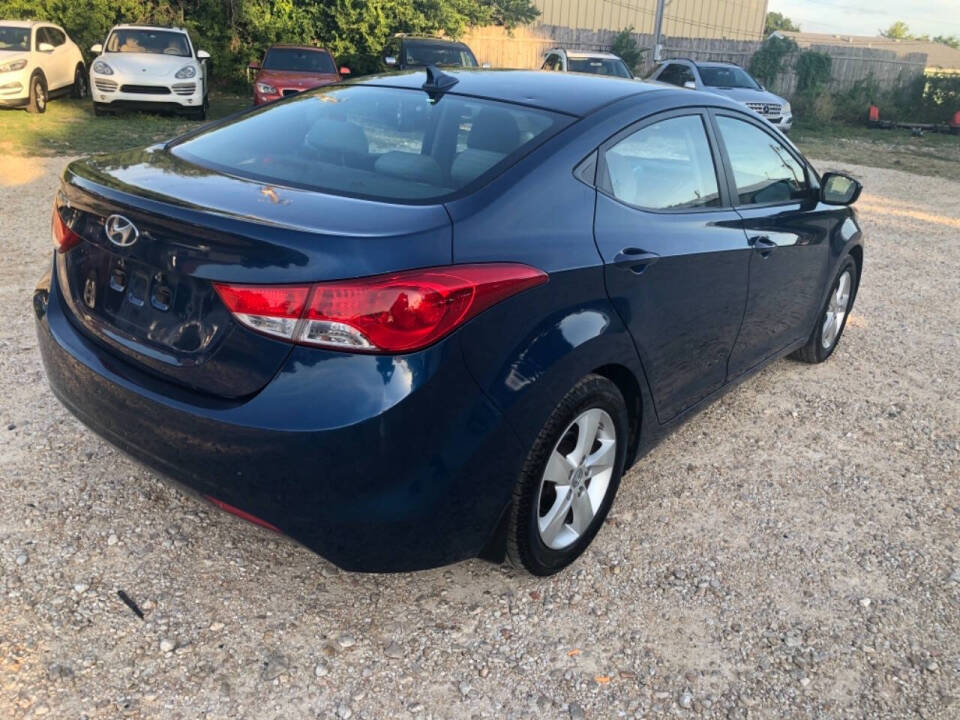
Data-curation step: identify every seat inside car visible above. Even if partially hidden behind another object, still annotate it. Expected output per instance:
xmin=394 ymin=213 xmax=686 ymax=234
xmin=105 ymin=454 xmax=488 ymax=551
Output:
xmin=451 ymin=107 xmax=522 ymax=188
xmin=305 ymin=118 xmax=370 ymax=167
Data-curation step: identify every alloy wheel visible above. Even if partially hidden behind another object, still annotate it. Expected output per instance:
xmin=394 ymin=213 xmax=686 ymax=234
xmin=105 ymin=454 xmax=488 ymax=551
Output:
xmin=821 ymin=269 xmax=852 ymax=349
xmin=536 ymin=408 xmax=617 ymax=550
xmin=36 ymin=81 xmax=46 ymax=111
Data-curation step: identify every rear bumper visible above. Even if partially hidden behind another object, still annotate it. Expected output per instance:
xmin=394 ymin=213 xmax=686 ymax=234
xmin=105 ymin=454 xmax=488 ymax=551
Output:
xmin=35 ymin=263 xmax=525 ymax=571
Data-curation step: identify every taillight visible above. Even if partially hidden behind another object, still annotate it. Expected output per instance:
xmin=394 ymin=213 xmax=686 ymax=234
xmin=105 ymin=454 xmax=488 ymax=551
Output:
xmin=52 ymin=207 xmax=83 ymax=253
xmin=214 ymin=263 xmax=547 ymax=353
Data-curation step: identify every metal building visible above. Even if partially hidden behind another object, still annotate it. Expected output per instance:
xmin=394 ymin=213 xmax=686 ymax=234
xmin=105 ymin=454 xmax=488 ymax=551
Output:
xmin=533 ymin=0 xmax=769 ymax=41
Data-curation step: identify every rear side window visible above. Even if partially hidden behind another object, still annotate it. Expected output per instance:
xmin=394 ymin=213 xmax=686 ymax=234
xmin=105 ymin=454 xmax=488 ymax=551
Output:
xmin=716 ymin=116 xmax=808 ymax=205
xmin=602 ymin=115 xmax=721 ymax=210
xmin=172 ymin=86 xmax=569 ymax=202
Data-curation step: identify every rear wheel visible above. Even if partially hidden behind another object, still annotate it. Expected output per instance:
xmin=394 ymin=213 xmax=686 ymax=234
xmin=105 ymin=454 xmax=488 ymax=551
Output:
xmin=507 ymin=374 xmax=628 ymax=576
xmin=793 ymin=257 xmax=858 ymax=363
xmin=26 ymin=75 xmax=47 ymax=113
xmin=71 ymin=64 xmax=87 ymax=99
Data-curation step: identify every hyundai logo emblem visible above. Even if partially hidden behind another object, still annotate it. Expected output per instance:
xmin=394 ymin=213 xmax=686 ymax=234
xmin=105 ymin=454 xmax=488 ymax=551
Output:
xmin=104 ymin=215 xmax=139 ymax=248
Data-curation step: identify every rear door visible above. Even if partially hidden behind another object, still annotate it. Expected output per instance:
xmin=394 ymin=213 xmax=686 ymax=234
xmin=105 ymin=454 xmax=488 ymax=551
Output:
xmin=711 ymin=111 xmax=831 ymax=377
xmin=593 ymin=109 xmax=751 ymax=423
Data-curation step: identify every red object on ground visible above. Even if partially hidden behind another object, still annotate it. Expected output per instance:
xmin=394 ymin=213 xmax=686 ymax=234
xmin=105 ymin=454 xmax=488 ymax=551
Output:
xmin=951 ymin=110 xmax=960 ymax=128
xmin=250 ymin=45 xmax=346 ymax=105
xmin=868 ymin=105 xmax=880 ymax=123
xmin=205 ymin=495 xmax=281 ymax=532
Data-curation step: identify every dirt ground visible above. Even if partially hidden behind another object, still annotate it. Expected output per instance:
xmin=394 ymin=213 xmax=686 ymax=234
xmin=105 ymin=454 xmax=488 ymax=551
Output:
xmin=1 ymin=155 xmax=958 ymax=719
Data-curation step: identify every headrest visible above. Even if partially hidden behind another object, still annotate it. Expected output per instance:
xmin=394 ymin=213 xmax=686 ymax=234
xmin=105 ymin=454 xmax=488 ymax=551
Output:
xmin=305 ymin=119 xmax=369 ymax=156
xmin=466 ymin=108 xmax=521 ymax=154
xmin=374 ymin=151 xmax=443 ymax=186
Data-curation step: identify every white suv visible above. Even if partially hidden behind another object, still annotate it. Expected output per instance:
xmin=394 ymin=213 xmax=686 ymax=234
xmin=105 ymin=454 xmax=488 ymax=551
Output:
xmin=89 ymin=25 xmax=210 ymax=119
xmin=0 ymin=20 xmax=86 ymax=113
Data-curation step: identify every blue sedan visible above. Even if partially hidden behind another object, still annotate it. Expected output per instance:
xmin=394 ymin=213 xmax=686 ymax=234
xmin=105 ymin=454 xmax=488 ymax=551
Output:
xmin=34 ymin=68 xmax=863 ymax=575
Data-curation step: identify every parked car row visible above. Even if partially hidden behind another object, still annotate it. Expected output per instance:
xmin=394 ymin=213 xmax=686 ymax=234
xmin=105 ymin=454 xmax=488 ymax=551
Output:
xmin=2 ymin=19 xmax=795 ymax=129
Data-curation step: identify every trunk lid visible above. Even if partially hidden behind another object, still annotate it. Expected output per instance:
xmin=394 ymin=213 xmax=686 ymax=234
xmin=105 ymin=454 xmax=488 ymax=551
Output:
xmin=57 ymin=147 xmax=452 ymax=399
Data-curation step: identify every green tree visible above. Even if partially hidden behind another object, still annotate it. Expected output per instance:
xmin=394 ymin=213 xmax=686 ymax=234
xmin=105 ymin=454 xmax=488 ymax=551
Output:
xmin=610 ymin=27 xmax=644 ymax=74
xmin=880 ymin=21 xmax=912 ymax=39
xmin=933 ymin=34 xmax=959 ymax=49
xmin=0 ymin=0 xmax=541 ymax=84
xmin=763 ymin=11 xmax=799 ymax=36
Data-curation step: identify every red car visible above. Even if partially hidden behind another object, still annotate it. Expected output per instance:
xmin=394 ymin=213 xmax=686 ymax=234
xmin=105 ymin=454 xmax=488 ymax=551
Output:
xmin=249 ymin=45 xmax=348 ymax=105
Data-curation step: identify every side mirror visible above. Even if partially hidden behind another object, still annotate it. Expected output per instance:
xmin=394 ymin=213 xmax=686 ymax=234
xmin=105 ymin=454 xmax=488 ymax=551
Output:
xmin=339 ymin=66 xmax=351 ymax=75
xmin=820 ymin=172 xmax=863 ymax=205
xmin=38 ymin=42 xmax=54 ymax=53
xmin=683 ymin=80 xmax=696 ymax=90
xmin=197 ymin=50 xmax=210 ymax=60
xmin=90 ymin=43 xmax=102 ymax=54
xmin=384 ymin=56 xmax=397 ymax=66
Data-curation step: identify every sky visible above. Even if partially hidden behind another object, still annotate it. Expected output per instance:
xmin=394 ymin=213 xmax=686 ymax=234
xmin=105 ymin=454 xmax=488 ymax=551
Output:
xmin=767 ymin=0 xmax=960 ymax=38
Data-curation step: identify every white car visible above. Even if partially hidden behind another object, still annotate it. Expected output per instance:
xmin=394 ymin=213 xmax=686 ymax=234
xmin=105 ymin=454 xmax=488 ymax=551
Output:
xmin=0 ymin=20 xmax=86 ymax=113
xmin=89 ymin=25 xmax=210 ymax=119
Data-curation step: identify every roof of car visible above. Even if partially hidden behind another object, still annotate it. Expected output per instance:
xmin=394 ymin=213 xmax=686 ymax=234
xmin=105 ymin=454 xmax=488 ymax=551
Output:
xmin=111 ymin=24 xmax=188 ymax=33
xmin=548 ymin=49 xmax=623 ymax=60
xmin=357 ymin=68 xmax=666 ymax=116
xmin=1 ymin=19 xmax=41 ymax=27
xmin=267 ymin=44 xmax=332 ymax=52
xmin=397 ymin=36 xmax=469 ymax=46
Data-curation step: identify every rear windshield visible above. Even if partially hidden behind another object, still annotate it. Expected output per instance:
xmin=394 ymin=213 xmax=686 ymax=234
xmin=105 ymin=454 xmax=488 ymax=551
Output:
xmin=0 ymin=26 xmax=30 ymax=51
xmin=263 ymin=48 xmax=336 ymax=73
xmin=106 ymin=29 xmax=191 ymax=57
xmin=699 ymin=66 xmax=760 ymax=90
xmin=171 ymin=85 xmax=569 ymax=202
xmin=404 ymin=42 xmax=477 ymax=68
xmin=569 ymin=57 xmax=631 ymax=78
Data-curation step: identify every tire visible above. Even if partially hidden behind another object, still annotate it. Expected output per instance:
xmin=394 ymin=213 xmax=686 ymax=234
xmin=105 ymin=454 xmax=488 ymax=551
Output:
xmin=93 ymin=102 xmax=109 ymax=117
xmin=191 ymin=95 xmax=209 ymax=121
xmin=792 ymin=256 xmax=858 ymax=364
xmin=26 ymin=75 xmax=47 ymax=113
xmin=71 ymin=64 xmax=87 ymax=99
xmin=506 ymin=374 xmax=629 ymax=576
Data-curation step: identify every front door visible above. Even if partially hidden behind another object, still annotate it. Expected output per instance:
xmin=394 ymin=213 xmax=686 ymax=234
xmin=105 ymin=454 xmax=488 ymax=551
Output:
xmin=711 ymin=112 xmax=832 ymax=377
xmin=593 ymin=110 xmax=751 ymax=423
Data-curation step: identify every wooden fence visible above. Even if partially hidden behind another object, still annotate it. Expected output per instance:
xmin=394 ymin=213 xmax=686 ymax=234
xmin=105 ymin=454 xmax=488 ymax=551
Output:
xmin=461 ymin=24 xmax=929 ymax=97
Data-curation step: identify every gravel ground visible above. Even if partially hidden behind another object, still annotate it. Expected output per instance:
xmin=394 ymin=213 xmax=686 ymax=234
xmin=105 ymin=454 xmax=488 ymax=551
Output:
xmin=1 ymin=156 xmax=958 ymax=719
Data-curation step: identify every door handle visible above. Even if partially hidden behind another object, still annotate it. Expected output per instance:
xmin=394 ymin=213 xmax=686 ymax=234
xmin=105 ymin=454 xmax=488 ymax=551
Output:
xmin=613 ymin=247 xmax=660 ymax=274
xmin=749 ymin=235 xmax=777 ymax=257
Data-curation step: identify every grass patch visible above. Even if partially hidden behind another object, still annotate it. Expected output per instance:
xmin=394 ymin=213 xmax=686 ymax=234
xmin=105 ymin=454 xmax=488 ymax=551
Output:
xmin=791 ymin=120 xmax=960 ymax=180
xmin=0 ymin=93 xmax=250 ymax=156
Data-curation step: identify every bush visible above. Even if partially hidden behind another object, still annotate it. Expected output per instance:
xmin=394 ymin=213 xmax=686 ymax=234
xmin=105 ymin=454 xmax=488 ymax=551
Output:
xmin=795 ymin=50 xmax=831 ymax=93
xmin=610 ymin=27 xmax=644 ymax=75
xmin=811 ymin=92 xmax=835 ymax=122
xmin=749 ymin=35 xmax=796 ymax=87
xmin=0 ymin=0 xmax=541 ymax=87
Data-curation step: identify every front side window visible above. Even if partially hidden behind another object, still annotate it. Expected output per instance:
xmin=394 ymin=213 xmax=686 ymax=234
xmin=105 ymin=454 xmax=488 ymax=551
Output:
xmin=106 ymin=29 xmax=191 ymax=57
xmin=699 ymin=66 xmax=760 ymax=90
xmin=172 ymin=85 xmax=568 ymax=201
xmin=45 ymin=27 xmax=66 ymax=47
xmin=716 ymin=116 xmax=808 ymax=205
xmin=402 ymin=42 xmax=477 ymax=68
xmin=263 ymin=48 xmax=335 ymax=74
xmin=542 ymin=54 xmax=557 ymax=71
xmin=568 ymin=57 xmax=631 ymax=78
xmin=603 ymin=114 xmax=721 ymax=210
xmin=0 ymin=26 xmax=29 ymax=51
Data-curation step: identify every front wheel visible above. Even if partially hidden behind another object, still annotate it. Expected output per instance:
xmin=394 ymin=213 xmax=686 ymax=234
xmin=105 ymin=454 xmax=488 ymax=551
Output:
xmin=26 ymin=75 xmax=47 ymax=113
xmin=793 ymin=257 xmax=858 ymax=364
xmin=506 ymin=374 xmax=629 ymax=576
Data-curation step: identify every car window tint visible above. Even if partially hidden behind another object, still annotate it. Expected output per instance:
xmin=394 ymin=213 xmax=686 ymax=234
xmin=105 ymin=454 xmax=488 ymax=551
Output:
xmin=403 ymin=42 xmax=477 ymax=68
xmin=263 ymin=48 xmax=336 ymax=73
xmin=34 ymin=27 xmax=51 ymax=47
xmin=0 ymin=26 xmax=30 ymax=51
xmin=603 ymin=114 xmax=721 ymax=210
xmin=716 ymin=116 xmax=808 ymax=205
xmin=173 ymin=86 xmax=569 ymax=202
xmin=568 ymin=57 xmax=631 ymax=78
xmin=657 ymin=63 xmax=679 ymax=85
xmin=106 ymin=29 xmax=191 ymax=57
